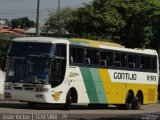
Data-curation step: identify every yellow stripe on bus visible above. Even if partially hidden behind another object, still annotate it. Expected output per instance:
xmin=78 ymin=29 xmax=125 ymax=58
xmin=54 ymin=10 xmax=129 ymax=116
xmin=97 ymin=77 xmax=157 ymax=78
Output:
xmin=99 ymin=69 xmax=158 ymax=104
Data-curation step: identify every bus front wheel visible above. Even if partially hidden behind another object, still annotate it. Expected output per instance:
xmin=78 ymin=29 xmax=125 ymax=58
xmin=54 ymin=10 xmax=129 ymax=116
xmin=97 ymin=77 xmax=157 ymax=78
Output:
xmin=64 ymin=91 xmax=72 ymax=110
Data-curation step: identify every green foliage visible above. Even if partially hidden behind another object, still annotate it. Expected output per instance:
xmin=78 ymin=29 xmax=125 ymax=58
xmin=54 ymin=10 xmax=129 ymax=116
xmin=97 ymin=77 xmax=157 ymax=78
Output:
xmin=46 ymin=8 xmax=75 ymax=36
xmin=11 ymin=17 xmax=35 ymax=29
xmin=0 ymin=33 xmax=13 ymax=59
xmin=46 ymin=0 xmax=160 ymax=52
xmin=0 ymin=33 xmax=14 ymax=70
xmin=68 ymin=0 xmax=126 ymax=40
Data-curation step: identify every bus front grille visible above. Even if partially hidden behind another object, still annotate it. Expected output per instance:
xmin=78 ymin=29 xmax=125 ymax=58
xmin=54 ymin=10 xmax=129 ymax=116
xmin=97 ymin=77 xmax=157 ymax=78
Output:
xmin=13 ymin=87 xmax=22 ymax=90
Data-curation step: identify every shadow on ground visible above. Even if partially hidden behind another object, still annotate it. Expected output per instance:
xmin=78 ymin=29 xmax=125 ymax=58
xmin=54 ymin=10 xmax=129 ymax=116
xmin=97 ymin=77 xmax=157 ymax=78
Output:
xmin=0 ymin=101 xmax=144 ymax=111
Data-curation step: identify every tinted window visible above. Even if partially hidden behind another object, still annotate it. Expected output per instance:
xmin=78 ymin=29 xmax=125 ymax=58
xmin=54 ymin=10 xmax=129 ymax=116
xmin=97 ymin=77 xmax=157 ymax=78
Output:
xmin=93 ymin=50 xmax=99 ymax=65
xmin=70 ymin=47 xmax=76 ymax=63
xmin=140 ymin=56 xmax=146 ymax=69
xmin=106 ymin=52 xmax=114 ymax=66
xmin=134 ymin=55 xmax=140 ymax=68
xmin=152 ymin=57 xmax=157 ymax=71
xmin=128 ymin=55 xmax=134 ymax=68
xmin=85 ymin=49 xmax=92 ymax=64
xmin=10 ymin=42 xmax=53 ymax=56
xmin=77 ymin=48 xmax=84 ymax=63
xmin=70 ymin=47 xmax=84 ymax=64
xmin=55 ymin=44 xmax=66 ymax=57
xmin=100 ymin=51 xmax=106 ymax=66
xmin=114 ymin=53 xmax=121 ymax=67
xmin=121 ymin=53 xmax=127 ymax=67
xmin=146 ymin=56 xmax=152 ymax=70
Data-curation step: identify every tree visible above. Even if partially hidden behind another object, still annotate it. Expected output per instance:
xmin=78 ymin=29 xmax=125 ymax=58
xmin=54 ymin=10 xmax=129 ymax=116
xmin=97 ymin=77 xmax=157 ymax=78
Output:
xmin=69 ymin=0 xmax=159 ymax=48
xmin=68 ymin=0 xmax=126 ymax=40
xmin=0 ymin=35 xmax=12 ymax=70
xmin=112 ymin=0 xmax=159 ymax=48
xmin=11 ymin=17 xmax=35 ymax=29
xmin=46 ymin=0 xmax=160 ymax=52
xmin=46 ymin=8 xmax=75 ymax=36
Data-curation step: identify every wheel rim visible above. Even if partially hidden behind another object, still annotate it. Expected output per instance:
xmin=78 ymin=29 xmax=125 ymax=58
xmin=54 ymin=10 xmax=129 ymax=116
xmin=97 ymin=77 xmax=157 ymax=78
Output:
xmin=126 ymin=94 xmax=133 ymax=108
xmin=65 ymin=92 xmax=72 ymax=110
xmin=135 ymin=94 xmax=141 ymax=107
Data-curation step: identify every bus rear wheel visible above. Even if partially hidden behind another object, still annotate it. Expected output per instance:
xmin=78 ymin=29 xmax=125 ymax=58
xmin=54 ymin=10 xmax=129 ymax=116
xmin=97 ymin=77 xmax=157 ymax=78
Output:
xmin=125 ymin=92 xmax=134 ymax=110
xmin=133 ymin=92 xmax=142 ymax=110
xmin=117 ymin=92 xmax=134 ymax=110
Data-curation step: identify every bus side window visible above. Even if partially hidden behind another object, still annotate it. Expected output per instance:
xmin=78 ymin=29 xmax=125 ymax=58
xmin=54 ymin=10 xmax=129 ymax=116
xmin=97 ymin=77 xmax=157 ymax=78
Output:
xmin=70 ymin=47 xmax=76 ymax=63
xmin=93 ymin=50 xmax=99 ymax=65
xmin=152 ymin=56 xmax=157 ymax=71
xmin=85 ymin=58 xmax=90 ymax=64
xmin=77 ymin=48 xmax=84 ymax=64
xmin=128 ymin=55 xmax=134 ymax=68
xmin=106 ymin=52 xmax=113 ymax=66
xmin=100 ymin=60 xmax=106 ymax=66
xmin=100 ymin=51 xmax=106 ymax=66
xmin=70 ymin=56 xmax=73 ymax=63
xmin=134 ymin=55 xmax=140 ymax=69
xmin=140 ymin=56 xmax=146 ymax=69
xmin=114 ymin=53 xmax=121 ymax=67
xmin=146 ymin=56 xmax=152 ymax=70
xmin=85 ymin=49 xmax=92 ymax=65
xmin=121 ymin=53 xmax=127 ymax=67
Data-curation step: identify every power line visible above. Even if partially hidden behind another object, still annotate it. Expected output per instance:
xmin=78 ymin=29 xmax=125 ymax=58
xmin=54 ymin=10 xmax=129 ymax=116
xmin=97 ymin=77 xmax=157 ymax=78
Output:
xmin=0 ymin=0 xmax=26 ymax=2
xmin=0 ymin=11 xmax=49 ymax=14
xmin=0 ymin=14 xmax=48 ymax=18
xmin=0 ymin=0 xmax=31 ymax=3
xmin=0 ymin=8 xmax=55 ymax=12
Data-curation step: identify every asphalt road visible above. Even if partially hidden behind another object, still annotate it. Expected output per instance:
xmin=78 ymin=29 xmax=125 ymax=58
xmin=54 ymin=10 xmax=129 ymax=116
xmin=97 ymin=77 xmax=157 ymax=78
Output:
xmin=0 ymin=101 xmax=160 ymax=120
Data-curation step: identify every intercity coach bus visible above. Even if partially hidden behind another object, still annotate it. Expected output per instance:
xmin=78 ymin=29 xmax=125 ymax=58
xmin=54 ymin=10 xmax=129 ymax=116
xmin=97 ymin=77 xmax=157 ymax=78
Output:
xmin=4 ymin=37 xmax=159 ymax=110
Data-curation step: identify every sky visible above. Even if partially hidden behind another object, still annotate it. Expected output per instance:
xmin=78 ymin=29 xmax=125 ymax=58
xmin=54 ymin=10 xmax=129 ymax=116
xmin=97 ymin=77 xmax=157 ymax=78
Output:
xmin=0 ymin=0 xmax=93 ymax=24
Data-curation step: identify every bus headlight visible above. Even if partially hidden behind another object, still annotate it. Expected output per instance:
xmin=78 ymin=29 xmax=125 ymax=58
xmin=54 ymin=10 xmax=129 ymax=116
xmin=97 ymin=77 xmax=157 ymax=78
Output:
xmin=35 ymin=85 xmax=49 ymax=92
xmin=35 ymin=87 xmax=49 ymax=92
xmin=5 ymin=85 xmax=12 ymax=90
xmin=4 ymin=92 xmax=11 ymax=98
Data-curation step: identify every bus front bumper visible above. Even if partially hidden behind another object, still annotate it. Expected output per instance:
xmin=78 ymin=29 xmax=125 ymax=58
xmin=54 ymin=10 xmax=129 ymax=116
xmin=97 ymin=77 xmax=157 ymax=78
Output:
xmin=4 ymin=90 xmax=53 ymax=103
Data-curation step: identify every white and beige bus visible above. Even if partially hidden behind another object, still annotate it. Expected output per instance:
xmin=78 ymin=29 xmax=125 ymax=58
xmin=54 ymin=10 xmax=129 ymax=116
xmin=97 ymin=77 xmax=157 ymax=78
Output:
xmin=4 ymin=37 xmax=159 ymax=110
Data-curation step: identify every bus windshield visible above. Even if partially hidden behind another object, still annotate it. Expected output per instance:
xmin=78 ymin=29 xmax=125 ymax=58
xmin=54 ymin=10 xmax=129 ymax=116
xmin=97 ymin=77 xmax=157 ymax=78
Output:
xmin=6 ymin=57 xmax=51 ymax=84
xmin=6 ymin=42 xmax=55 ymax=84
xmin=9 ymin=42 xmax=53 ymax=57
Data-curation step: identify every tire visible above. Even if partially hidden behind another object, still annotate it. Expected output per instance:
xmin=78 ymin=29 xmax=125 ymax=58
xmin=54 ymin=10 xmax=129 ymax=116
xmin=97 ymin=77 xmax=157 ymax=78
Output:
xmin=28 ymin=102 xmax=36 ymax=108
xmin=117 ymin=92 xmax=134 ymax=110
xmin=125 ymin=92 xmax=134 ymax=110
xmin=133 ymin=92 xmax=142 ymax=110
xmin=64 ymin=91 xmax=72 ymax=110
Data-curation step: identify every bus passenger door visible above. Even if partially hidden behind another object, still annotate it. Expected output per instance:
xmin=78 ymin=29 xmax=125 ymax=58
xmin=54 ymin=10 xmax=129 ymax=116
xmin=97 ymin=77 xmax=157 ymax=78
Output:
xmin=50 ymin=44 xmax=66 ymax=88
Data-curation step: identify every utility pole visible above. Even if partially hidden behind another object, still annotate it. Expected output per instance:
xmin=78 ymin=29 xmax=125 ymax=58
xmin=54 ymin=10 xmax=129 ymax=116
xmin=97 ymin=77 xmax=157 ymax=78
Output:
xmin=36 ymin=0 xmax=40 ymax=36
xmin=58 ymin=0 xmax=60 ymax=37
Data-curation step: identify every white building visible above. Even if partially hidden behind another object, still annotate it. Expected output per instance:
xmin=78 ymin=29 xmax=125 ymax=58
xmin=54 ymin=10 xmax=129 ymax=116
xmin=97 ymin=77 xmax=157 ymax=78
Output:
xmin=0 ymin=19 xmax=9 ymax=27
